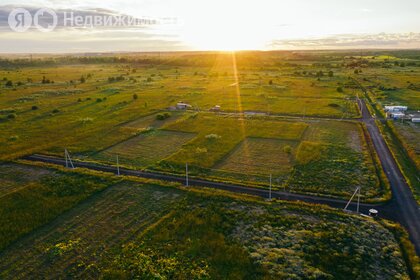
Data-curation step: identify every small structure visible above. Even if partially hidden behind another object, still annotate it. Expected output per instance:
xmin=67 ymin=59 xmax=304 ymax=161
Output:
xmin=384 ymin=106 xmax=408 ymax=113
xmin=210 ymin=105 xmax=221 ymax=112
xmin=412 ymin=118 xmax=420 ymax=123
xmin=369 ymin=209 xmax=378 ymax=217
xmin=176 ymin=102 xmax=192 ymax=110
xmin=390 ymin=112 xmax=406 ymax=120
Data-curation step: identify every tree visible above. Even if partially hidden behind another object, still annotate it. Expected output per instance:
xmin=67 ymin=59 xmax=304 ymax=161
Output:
xmin=5 ymin=80 xmax=13 ymax=87
xmin=337 ymin=87 xmax=344 ymax=93
xmin=31 ymin=105 xmax=39 ymax=110
xmin=133 ymin=94 xmax=138 ymax=100
xmin=269 ymin=80 xmax=273 ymax=85
xmin=328 ymin=71 xmax=334 ymax=77
xmin=80 ymin=76 xmax=86 ymax=83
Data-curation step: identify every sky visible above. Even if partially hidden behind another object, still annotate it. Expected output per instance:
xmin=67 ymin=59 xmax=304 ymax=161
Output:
xmin=0 ymin=0 xmax=419 ymax=53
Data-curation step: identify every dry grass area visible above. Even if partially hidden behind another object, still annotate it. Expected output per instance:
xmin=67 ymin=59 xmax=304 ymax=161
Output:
xmin=93 ymin=130 xmax=196 ymax=168
xmin=215 ymin=138 xmax=296 ymax=175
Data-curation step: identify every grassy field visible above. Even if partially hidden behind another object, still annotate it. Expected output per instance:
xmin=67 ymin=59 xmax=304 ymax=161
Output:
xmin=93 ymin=130 xmax=196 ymax=168
xmin=0 ymin=163 xmax=415 ymax=279
xmin=0 ymin=162 xmax=118 ymax=251
xmin=215 ymin=137 xmax=296 ymax=175
xmin=0 ymin=52 xmax=361 ymax=161
xmin=0 ymin=52 xmax=401 ymax=201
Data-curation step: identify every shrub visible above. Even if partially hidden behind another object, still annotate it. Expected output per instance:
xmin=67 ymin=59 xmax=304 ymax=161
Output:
xmin=8 ymin=135 xmax=19 ymax=141
xmin=7 ymin=113 xmax=16 ymax=119
xmin=328 ymin=103 xmax=340 ymax=108
xmin=31 ymin=105 xmax=39 ymax=110
xmin=5 ymin=80 xmax=13 ymax=87
xmin=283 ymin=145 xmax=292 ymax=154
xmin=156 ymin=112 xmax=171 ymax=120
xmin=52 ymin=109 xmax=60 ymax=114
xmin=337 ymin=87 xmax=344 ymax=93
xmin=196 ymin=147 xmax=208 ymax=154
xmin=133 ymin=94 xmax=138 ymax=100
xmin=205 ymin=134 xmax=221 ymax=140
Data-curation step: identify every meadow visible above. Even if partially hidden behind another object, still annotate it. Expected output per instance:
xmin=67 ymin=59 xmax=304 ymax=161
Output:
xmin=0 ymin=162 xmax=416 ymax=279
xmin=0 ymin=162 xmax=118 ymax=251
xmin=0 ymin=52 xmax=386 ymax=199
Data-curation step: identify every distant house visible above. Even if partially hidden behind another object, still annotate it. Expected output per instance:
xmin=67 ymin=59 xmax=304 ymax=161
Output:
xmin=385 ymin=106 xmax=408 ymax=119
xmin=210 ymin=105 xmax=221 ymax=112
xmin=384 ymin=106 xmax=408 ymax=113
xmin=176 ymin=102 xmax=192 ymax=110
xmin=412 ymin=118 xmax=420 ymax=123
xmin=390 ymin=112 xmax=406 ymax=120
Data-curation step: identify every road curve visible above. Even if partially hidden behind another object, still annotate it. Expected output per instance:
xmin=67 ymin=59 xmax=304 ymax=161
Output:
xmin=358 ymin=97 xmax=420 ymax=255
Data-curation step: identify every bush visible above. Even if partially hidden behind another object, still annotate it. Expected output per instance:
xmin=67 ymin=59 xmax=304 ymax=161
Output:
xmin=205 ymin=134 xmax=221 ymax=140
xmin=8 ymin=135 xmax=19 ymax=141
xmin=337 ymin=87 xmax=344 ymax=93
xmin=133 ymin=94 xmax=138 ymax=100
xmin=5 ymin=80 xmax=13 ymax=87
xmin=52 ymin=109 xmax=60 ymax=114
xmin=283 ymin=145 xmax=292 ymax=154
xmin=7 ymin=113 xmax=16 ymax=119
xmin=31 ymin=105 xmax=39 ymax=110
xmin=156 ymin=112 xmax=171 ymax=120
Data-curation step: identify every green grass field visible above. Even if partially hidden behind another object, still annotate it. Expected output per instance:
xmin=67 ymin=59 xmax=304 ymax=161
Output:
xmin=93 ymin=130 xmax=196 ymax=167
xmin=0 ymin=52 xmax=401 ymax=201
xmin=0 ymin=163 xmax=414 ymax=279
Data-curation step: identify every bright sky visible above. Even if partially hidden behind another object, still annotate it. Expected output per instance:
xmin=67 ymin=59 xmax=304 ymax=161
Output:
xmin=0 ymin=0 xmax=419 ymax=52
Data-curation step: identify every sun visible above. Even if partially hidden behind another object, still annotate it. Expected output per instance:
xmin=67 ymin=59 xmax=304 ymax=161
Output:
xmin=174 ymin=1 xmax=272 ymax=51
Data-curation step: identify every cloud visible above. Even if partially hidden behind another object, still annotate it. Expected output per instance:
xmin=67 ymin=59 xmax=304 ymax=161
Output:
xmin=270 ymin=33 xmax=420 ymax=49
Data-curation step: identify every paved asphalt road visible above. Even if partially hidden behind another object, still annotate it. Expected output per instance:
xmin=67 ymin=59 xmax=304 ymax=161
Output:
xmin=22 ymin=96 xmax=420 ymax=255
xmin=357 ymin=97 xmax=420 ymax=255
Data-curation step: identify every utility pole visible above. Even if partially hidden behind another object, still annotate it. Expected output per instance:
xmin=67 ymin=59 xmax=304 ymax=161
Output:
xmin=116 ymin=155 xmax=120 ymax=176
xmin=269 ymin=174 xmax=272 ymax=200
xmin=344 ymin=187 xmax=360 ymax=212
xmin=186 ymin=163 xmax=189 ymax=187
xmin=64 ymin=149 xmax=75 ymax=169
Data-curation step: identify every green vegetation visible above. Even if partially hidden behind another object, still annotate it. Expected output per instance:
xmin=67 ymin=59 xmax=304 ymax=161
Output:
xmin=0 ymin=163 xmax=117 ymax=251
xmin=0 ymin=163 xmax=415 ymax=279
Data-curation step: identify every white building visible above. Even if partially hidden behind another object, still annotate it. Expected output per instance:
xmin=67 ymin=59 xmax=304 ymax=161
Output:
xmin=390 ymin=112 xmax=406 ymax=119
xmin=412 ymin=118 xmax=420 ymax=123
xmin=176 ymin=102 xmax=192 ymax=110
xmin=384 ymin=106 xmax=408 ymax=113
